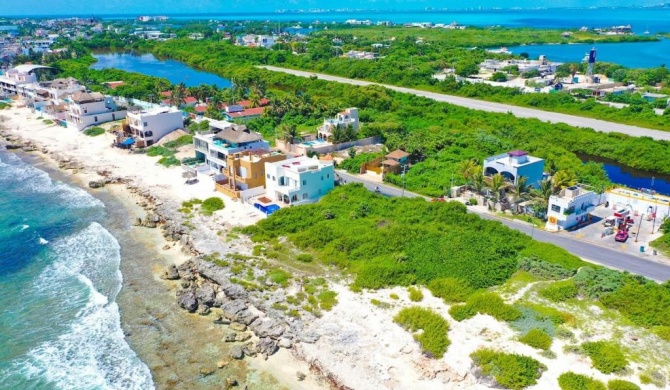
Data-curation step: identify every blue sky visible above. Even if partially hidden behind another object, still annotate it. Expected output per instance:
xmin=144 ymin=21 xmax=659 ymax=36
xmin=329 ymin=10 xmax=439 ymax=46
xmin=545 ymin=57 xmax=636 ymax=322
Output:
xmin=3 ymin=0 xmax=664 ymax=16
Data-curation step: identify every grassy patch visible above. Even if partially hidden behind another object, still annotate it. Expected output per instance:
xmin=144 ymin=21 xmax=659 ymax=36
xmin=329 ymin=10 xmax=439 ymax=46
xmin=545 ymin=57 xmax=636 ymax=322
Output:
xmin=371 ymin=298 xmax=392 ymax=309
xmin=427 ymin=277 xmax=475 ymax=303
xmin=201 ymin=197 xmax=224 ymax=216
xmin=267 ymin=269 xmax=291 ymax=287
xmin=539 ymin=280 xmax=578 ymax=302
xmin=42 ymin=119 xmax=54 ymax=125
xmin=408 ymin=286 xmax=424 ymax=302
xmin=652 ymin=326 xmax=670 ymax=342
xmin=581 ymin=341 xmax=628 ymax=374
xmin=558 ymin=372 xmax=606 ymax=390
xmin=394 ymin=306 xmax=450 ymax=358
xmin=607 ymin=379 xmax=641 ymax=390
xmin=317 ymin=290 xmax=338 ymax=311
xmin=449 ymin=292 xmax=521 ymax=322
xmin=83 ymin=126 xmax=105 ymax=136
xmin=471 ymin=348 xmax=546 ymax=390
xmin=519 ymin=328 xmax=552 ymax=350
xmin=518 ymin=256 xmax=576 ymax=280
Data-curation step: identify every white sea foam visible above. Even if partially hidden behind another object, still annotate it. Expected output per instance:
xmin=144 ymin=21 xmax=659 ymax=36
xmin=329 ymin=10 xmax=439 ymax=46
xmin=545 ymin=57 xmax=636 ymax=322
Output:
xmin=0 ymin=152 xmax=103 ymax=210
xmin=20 ymin=224 xmax=30 ymax=232
xmin=7 ymin=223 xmax=155 ymax=390
xmin=38 ymin=237 xmax=49 ymax=245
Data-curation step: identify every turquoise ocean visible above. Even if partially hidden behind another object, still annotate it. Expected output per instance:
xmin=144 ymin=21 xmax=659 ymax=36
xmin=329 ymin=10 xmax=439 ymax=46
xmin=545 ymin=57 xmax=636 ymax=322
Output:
xmin=0 ymin=148 xmax=153 ymax=389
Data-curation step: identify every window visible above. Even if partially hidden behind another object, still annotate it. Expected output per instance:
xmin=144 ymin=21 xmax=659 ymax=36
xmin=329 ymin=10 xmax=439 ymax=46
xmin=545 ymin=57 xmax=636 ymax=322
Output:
xmin=266 ymin=174 xmax=270 ymax=179
xmin=302 ymin=180 xmax=306 ymax=185
xmin=272 ymin=176 xmax=276 ymax=181
xmin=551 ymin=204 xmax=561 ymax=213
xmin=94 ymin=116 xmax=98 ymax=122
xmin=302 ymin=193 xmax=308 ymax=200
xmin=327 ymin=173 xmax=330 ymax=178
xmin=143 ymin=122 xmax=148 ymax=127
xmin=321 ymin=176 xmax=324 ymax=181
xmin=145 ymin=131 xmax=153 ymax=137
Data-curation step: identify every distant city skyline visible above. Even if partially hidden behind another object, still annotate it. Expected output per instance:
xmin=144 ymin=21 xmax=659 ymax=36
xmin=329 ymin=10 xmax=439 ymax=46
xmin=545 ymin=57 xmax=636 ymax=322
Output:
xmin=2 ymin=0 xmax=666 ymax=16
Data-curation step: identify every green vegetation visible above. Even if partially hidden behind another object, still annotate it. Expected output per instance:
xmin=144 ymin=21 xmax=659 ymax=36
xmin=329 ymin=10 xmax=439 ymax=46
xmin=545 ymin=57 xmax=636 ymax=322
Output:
xmin=146 ymin=135 xmax=193 ymax=167
xmin=200 ymin=197 xmax=225 ymax=216
xmin=581 ymin=341 xmax=628 ymax=374
xmin=393 ymin=307 xmax=450 ymax=358
xmin=558 ymin=372 xmax=606 ymax=390
xmin=337 ymin=152 xmax=383 ymax=174
xmin=518 ymin=256 xmax=577 ymax=280
xmin=317 ymin=290 xmax=338 ymax=311
xmin=407 ymin=286 xmax=424 ymax=302
xmin=449 ymin=292 xmax=521 ymax=322
xmin=510 ymin=304 xmax=573 ymax=337
xmin=296 ymin=253 xmax=314 ymax=263
xmin=42 ymin=119 xmax=54 ymax=125
xmin=471 ymin=348 xmax=546 ymax=390
xmin=370 ymin=298 xmax=392 ymax=309
xmin=519 ymin=328 xmax=552 ymax=350
xmin=389 ymin=293 xmax=399 ymax=300
xmin=83 ymin=126 xmax=105 ymax=137
xmin=267 ymin=269 xmax=291 ymax=287
xmin=427 ymin=277 xmax=475 ymax=303
xmin=539 ymin=280 xmax=578 ymax=302
xmin=607 ymin=379 xmax=641 ymax=390
xmin=652 ymin=326 xmax=670 ymax=342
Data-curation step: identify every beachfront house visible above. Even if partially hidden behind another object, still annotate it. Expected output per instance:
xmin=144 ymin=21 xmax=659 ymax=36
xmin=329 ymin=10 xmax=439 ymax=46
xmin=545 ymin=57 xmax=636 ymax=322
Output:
xmin=317 ymin=107 xmax=359 ymax=141
xmin=545 ymin=185 xmax=597 ymax=231
xmin=0 ymin=64 xmax=51 ymax=97
xmin=483 ymin=150 xmax=545 ymax=189
xmin=215 ymin=150 xmax=286 ymax=200
xmin=65 ymin=91 xmax=127 ymax=131
xmin=265 ymin=156 xmax=335 ymax=205
xmin=126 ymin=106 xmax=184 ymax=148
xmin=193 ymin=120 xmax=270 ymax=173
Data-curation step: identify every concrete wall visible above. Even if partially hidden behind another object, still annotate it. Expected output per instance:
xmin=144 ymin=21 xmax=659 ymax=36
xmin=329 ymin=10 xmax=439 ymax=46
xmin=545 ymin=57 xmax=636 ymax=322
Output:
xmin=68 ymin=110 xmax=127 ymax=131
xmin=277 ymin=136 xmax=381 ymax=155
xmin=606 ymin=189 xmax=670 ymax=219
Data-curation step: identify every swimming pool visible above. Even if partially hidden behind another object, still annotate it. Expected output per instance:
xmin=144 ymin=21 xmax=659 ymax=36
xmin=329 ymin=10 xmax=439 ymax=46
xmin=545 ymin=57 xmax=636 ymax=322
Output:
xmin=301 ymin=139 xmax=328 ymax=147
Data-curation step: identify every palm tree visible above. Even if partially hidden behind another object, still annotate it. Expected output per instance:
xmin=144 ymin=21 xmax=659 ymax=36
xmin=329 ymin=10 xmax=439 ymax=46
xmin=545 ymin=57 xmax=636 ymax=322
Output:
xmin=471 ymin=171 xmax=486 ymax=203
xmin=278 ymin=123 xmax=300 ymax=144
xmin=458 ymin=159 xmax=479 ymax=186
xmin=530 ymin=179 xmax=554 ymax=217
xmin=485 ymin=173 xmax=509 ymax=208
xmin=551 ymin=170 xmax=577 ymax=192
xmin=507 ymin=176 xmax=530 ymax=214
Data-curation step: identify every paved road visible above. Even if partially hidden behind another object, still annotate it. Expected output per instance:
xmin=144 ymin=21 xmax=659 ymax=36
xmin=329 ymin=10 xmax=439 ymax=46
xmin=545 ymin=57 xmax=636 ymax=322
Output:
xmin=260 ymin=66 xmax=670 ymax=141
xmin=336 ymin=170 xmax=670 ymax=282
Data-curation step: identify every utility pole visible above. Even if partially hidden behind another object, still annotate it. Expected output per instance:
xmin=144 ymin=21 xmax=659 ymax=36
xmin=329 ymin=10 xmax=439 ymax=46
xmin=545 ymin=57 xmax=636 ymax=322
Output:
xmin=651 ymin=206 xmax=658 ymax=234
xmin=635 ymin=213 xmax=644 ymax=242
xmin=401 ymin=164 xmax=407 ymax=197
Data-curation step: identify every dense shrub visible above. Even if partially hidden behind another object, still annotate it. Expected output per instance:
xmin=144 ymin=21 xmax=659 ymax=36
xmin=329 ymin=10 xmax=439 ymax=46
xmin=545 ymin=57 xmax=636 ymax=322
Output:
xmin=394 ymin=307 xmax=450 ymax=358
xmin=519 ymin=328 xmax=552 ymax=350
xmin=449 ymin=292 xmax=521 ymax=322
xmin=83 ymin=126 xmax=105 ymax=136
xmin=407 ymin=286 xmax=424 ymax=302
xmin=652 ymin=326 xmax=670 ymax=341
xmin=471 ymin=348 xmax=546 ymax=390
xmin=200 ymin=197 xmax=225 ymax=215
xmin=607 ymin=379 xmax=640 ymax=390
xmin=317 ymin=290 xmax=338 ymax=311
xmin=511 ymin=305 xmax=568 ymax=336
xmin=296 ymin=253 xmax=314 ymax=263
xmin=267 ymin=269 xmax=291 ymax=287
xmin=574 ymin=267 xmax=624 ymax=299
xmin=558 ymin=372 xmax=606 ymax=390
xmin=581 ymin=341 xmax=628 ymax=374
xmin=539 ymin=280 xmax=578 ymax=302
xmin=427 ymin=277 xmax=474 ymax=303
xmin=518 ymin=256 xmax=576 ymax=280
xmin=599 ymin=277 xmax=670 ymax=327
xmin=518 ymin=242 xmax=587 ymax=271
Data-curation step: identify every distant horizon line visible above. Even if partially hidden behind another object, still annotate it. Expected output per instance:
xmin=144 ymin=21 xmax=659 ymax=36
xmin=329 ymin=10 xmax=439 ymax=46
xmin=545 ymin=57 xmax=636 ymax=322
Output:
xmin=2 ymin=4 xmax=669 ymax=19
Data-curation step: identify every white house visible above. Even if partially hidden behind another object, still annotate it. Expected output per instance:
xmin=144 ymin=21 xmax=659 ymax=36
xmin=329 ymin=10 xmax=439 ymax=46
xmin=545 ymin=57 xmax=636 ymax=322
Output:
xmin=265 ymin=156 xmax=335 ymax=205
xmin=317 ymin=107 xmax=359 ymax=140
xmin=65 ymin=91 xmax=127 ymax=131
xmin=0 ymin=64 xmax=49 ymax=96
xmin=193 ymin=120 xmax=270 ymax=173
xmin=126 ymin=106 xmax=184 ymax=147
xmin=546 ymin=185 xmax=598 ymax=231
xmin=605 ymin=187 xmax=670 ymax=220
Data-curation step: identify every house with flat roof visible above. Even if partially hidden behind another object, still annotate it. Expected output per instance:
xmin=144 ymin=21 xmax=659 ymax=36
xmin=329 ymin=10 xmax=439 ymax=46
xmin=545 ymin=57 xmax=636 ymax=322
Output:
xmin=317 ymin=107 xmax=359 ymax=141
xmin=215 ymin=150 xmax=286 ymax=200
xmin=265 ymin=156 xmax=335 ymax=205
xmin=126 ymin=106 xmax=184 ymax=148
xmin=193 ymin=121 xmax=270 ymax=173
xmin=546 ymin=185 xmax=598 ymax=231
xmin=65 ymin=91 xmax=127 ymax=131
xmin=0 ymin=64 xmax=50 ymax=96
xmin=483 ymin=150 xmax=545 ymax=188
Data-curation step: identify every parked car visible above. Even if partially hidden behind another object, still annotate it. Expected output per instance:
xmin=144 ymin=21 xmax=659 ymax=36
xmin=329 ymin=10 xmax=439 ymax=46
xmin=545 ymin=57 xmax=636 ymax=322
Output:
xmin=603 ymin=217 xmax=616 ymax=227
xmin=615 ymin=230 xmax=629 ymax=242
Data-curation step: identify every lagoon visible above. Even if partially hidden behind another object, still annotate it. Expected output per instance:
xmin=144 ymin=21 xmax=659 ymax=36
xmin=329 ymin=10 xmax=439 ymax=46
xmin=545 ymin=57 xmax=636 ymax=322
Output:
xmin=580 ymin=154 xmax=670 ymax=196
xmin=507 ymin=39 xmax=670 ymax=69
xmin=91 ymin=52 xmax=232 ymax=88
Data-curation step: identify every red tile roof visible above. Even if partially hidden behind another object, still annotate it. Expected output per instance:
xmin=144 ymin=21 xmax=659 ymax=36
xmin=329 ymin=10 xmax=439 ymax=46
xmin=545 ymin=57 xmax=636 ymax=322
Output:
xmin=184 ymin=96 xmax=197 ymax=104
xmin=160 ymin=91 xmax=172 ymax=97
xmin=226 ymin=107 xmax=266 ymax=118
xmin=234 ymin=98 xmax=270 ymax=108
xmin=194 ymin=105 xmax=208 ymax=113
xmin=104 ymin=81 xmax=125 ymax=89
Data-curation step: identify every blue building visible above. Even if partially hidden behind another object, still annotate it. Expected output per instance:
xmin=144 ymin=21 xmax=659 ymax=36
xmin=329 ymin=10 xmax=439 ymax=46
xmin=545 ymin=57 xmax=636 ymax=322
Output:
xmin=483 ymin=150 xmax=545 ymax=189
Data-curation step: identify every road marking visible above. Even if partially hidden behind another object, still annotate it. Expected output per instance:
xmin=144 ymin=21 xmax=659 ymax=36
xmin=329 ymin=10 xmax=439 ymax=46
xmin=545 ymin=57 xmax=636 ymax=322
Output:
xmin=621 ymin=244 xmax=627 ymax=251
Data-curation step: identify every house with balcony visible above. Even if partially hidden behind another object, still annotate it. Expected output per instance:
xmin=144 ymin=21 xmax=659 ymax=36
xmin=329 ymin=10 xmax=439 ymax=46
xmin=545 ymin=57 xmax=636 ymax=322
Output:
xmin=265 ymin=156 xmax=335 ymax=205
xmin=126 ymin=106 xmax=184 ymax=148
xmin=545 ymin=185 xmax=598 ymax=231
xmin=215 ymin=150 xmax=286 ymax=200
xmin=193 ymin=120 xmax=270 ymax=173
xmin=317 ymin=107 xmax=359 ymax=141
xmin=483 ymin=150 xmax=545 ymax=188
xmin=65 ymin=91 xmax=127 ymax=131
xmin=0 ymin=64 xmax=50 ymax=97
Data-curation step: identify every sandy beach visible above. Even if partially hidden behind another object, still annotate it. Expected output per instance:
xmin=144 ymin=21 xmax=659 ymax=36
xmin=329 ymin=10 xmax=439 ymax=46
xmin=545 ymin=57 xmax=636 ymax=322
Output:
xmin=2 ymin=104 xmax=666 ymax=390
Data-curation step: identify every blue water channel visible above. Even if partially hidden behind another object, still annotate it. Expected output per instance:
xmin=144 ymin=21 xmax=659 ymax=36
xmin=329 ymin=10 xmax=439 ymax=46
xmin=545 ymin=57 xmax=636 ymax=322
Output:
xmin=91 ymin=52 xmax=232 ymax=88
xmin=580 ymin=155 xmax=670 ymax=196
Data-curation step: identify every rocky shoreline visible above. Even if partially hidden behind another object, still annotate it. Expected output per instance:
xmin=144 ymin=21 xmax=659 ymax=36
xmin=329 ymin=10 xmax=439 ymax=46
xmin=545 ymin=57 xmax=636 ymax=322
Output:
xmin=0 ymin=121 xmax=337 ymax=389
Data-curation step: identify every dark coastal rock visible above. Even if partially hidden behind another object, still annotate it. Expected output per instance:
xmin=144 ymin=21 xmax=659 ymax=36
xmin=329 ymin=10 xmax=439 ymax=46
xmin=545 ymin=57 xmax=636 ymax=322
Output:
xmin=177 ymin=290 xmax=198 ymax=312
xmin=223 ymin=332 xmax=238 ymax=342
xmin=5 ymin=144 xmax=21 ymax=150
xmin=88 ymin=180 xmax=105 ymax=189
xmin=196 ymin=304 xmax=210 ymax=316
xmin=179 ymin=234 xmax=190 ymax=246
xmin=242 ymin=343 xmax=257 ymax=357
xmin=222 ymin=284 xmax=248 ymax=300
xmin=235 ymin=332 xmax=252 ymax=342
xmin=229 ymin=345 xmax=244 ymax=360
xmin=177 ymin=261 xmax=197 ymax=281
xmin=221 ymin=300 xmax=247 ymax=318
xmin=213 ymin=291 xmax=226 ymax=308
xmin=132 ymin=218 xmax=142 ymax=226
xmin=234 ymin=309 xmax=259 ymax=326
xmin=164 ymin=264 xmax=180 ymax=280
xmin=195 ymin=284 xmax=216 ymax=306
xmin=251 ymin=318 xmax=286 ymax=339
xmin=256 ymin=337 xmax=278 ymax=356
xmin=213 ymin=316 xmax=231 ymax=325
xmin=230 ymin=322 xmax=247 ymax=332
